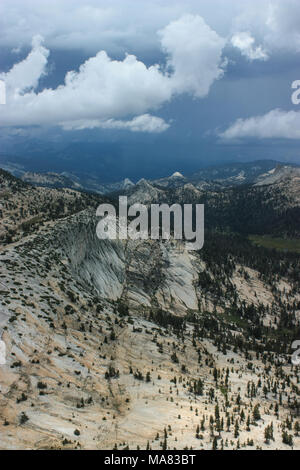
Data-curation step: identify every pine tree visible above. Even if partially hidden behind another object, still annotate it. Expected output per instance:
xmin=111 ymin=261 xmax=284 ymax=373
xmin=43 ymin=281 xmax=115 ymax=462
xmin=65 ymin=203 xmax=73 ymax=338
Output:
xmin=212 ymin=436 xmax=218 ymax=450
xmin=253 ymin=404 xmax=261 ymax=422
xmin=201 ymin=416 xmax=205 ymax=431
xmin=246 ymin=415 xmax=251 ymax=432
xmin=282 ymin=431 xmax=293 ymax=447
xmin=234 ymin=420 xmax=239 ymax=438
xmin=226 ymin=416 xmax=231 ymax=432
xmin=264 ymin=423 xmax=274 ymax=444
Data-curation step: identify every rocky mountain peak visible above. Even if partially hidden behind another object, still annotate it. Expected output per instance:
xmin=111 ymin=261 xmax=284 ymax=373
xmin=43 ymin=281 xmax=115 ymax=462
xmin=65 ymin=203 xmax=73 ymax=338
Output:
xmin=170 ymin=171 xmax=184 ymax=178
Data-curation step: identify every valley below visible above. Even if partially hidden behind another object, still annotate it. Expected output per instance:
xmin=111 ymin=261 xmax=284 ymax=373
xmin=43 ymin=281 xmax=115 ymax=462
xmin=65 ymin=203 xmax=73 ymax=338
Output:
xmin=0 ymin=163 xmax=299 ymax=450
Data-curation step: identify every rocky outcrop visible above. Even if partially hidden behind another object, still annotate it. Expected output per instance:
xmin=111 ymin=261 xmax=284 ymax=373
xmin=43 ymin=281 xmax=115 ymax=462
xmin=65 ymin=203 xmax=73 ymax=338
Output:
xmin=50 ymin=210 xmax=199 ymax=315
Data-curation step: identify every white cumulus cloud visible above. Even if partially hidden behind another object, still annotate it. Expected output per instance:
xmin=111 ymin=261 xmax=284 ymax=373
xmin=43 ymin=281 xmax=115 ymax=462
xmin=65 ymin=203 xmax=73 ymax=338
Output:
xmin=0 ymin=15 xmax=227 ymax=133
xmin=220 ymin=108 xmax=300 ymax=140
xmin=160 ymin=14 xmax=226 ymax=97
xmin=61 ymin=114 xmax=170 ymax=133
xmin=231 ymin=32 xmax=268 ymax=61
xmin=0 ymin=35 xmax=49 ymax=93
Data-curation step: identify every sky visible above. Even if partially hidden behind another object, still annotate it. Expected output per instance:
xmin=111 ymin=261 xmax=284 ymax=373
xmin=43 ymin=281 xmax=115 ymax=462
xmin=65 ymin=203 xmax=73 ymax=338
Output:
xmin=0 ymin=0 xmax=300 ymax=181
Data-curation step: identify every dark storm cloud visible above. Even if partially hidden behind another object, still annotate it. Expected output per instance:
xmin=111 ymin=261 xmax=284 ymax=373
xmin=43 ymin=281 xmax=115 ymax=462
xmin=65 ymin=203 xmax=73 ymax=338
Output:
xmin=0 ymin=0 xmax=300 ymax=177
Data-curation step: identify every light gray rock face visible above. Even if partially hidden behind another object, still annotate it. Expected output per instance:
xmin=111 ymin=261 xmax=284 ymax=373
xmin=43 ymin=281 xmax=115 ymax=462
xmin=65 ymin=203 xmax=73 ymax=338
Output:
xmin=255 ymin=165 xmax=300 ymax=186
xmin=51 ymin=210 xmax=199 ymax=315
xmin=51 ymin=211 xmax=126 ymax=300
xmin=0 ymin=307 xmax=10 ymax=366
xmin=254 ymin=166 xmax=300 ymax=207
xmin=0 ymin=307 xmax=10 ymax=339
xmin=21 ymin=172 xmax=82 ymax=190
xmin=127 ymin=179 xmax=164 ymax=205
xmin=156 ymin=244 xmax=198 ymax=313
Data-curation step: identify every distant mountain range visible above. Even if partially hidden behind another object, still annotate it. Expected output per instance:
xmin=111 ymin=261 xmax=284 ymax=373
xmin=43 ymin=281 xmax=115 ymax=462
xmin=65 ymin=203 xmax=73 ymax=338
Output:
xmin=1 ymin=159 xmax=298 ymax=195
xmin=19 ymin=171 xmax=135 ymax=194
xmin=2 ymin=159 xmax=299 ymax=241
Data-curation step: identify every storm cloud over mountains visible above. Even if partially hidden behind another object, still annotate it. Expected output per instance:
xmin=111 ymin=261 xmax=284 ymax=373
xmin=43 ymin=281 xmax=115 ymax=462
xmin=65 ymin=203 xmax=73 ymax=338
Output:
xmin=1 ymin=0 xmax=300 ymax=177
